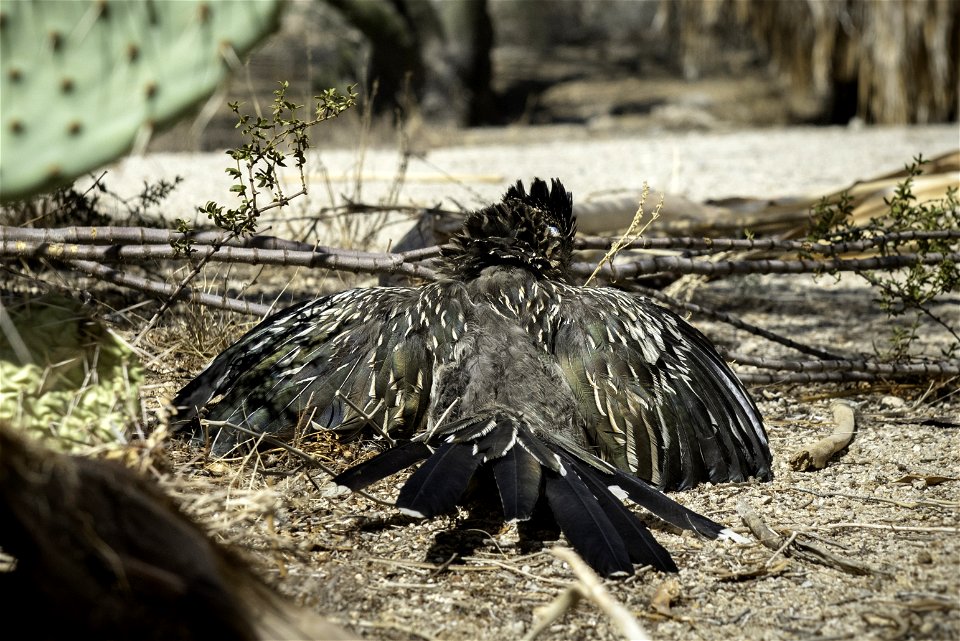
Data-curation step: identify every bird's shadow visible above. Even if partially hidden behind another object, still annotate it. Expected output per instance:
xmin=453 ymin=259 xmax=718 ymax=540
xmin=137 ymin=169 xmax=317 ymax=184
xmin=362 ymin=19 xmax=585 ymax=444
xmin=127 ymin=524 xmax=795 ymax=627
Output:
xmin=424 ymin=470 xmax=565 ymax=565
xmin=348 ymin=471 xmax=687 ymax=569
xmin=344 ymin=468 xmax=566 ymax=567
xmin=422 ymin=496 xmax=574 ymax=566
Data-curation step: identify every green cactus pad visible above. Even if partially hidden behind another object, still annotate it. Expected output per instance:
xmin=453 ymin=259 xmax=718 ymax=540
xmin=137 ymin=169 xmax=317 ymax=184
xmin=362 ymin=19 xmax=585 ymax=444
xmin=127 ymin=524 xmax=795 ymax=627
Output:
xmin=0 ymin=0 xmax=283 ymax=201
xmin=0 ymin=293 xmax=145 ymax=451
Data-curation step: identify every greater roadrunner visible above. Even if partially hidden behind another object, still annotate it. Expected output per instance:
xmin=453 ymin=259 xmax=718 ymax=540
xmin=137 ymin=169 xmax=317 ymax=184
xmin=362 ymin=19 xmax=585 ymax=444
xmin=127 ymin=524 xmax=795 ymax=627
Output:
xmin=173 ymin=178 xmax=773 ymax=576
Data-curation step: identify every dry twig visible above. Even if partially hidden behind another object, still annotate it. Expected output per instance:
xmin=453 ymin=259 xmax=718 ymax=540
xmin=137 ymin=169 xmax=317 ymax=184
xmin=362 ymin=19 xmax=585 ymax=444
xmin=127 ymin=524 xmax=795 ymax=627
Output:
xmin=572 ymin=252 xmax=960 ymax=280
xmin=585 ymin=182 xmax=663 ymax=286
xmin=737 ymin=501 xmax=876 ymax=575
xmin=790 ymin=401 xmax=857 ymax=471
xmin=64 ymin=259 xmax=272 ymax=316
xmin=524 ymin=547 xmax=651 ymax=641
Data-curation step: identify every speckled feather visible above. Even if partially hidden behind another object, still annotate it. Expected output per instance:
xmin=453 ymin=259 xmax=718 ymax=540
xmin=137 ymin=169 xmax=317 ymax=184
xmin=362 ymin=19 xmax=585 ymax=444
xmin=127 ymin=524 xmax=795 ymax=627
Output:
xmin=173 ymin=178 xmax=772 ymax=576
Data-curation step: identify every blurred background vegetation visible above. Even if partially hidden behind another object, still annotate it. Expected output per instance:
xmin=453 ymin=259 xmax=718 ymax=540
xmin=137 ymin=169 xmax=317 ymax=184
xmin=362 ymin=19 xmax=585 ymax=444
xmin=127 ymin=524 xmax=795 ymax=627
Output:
xmin=153 ymin=0 xmax=958 ymax=151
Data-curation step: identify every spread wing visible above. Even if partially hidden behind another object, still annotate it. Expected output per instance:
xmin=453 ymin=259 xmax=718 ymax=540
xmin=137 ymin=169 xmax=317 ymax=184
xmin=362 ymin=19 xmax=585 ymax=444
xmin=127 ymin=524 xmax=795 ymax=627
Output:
xmin=172 ymin=283 xmax=466 ymax=454
xmin=549 ymin=284 xmax=772 ymax=490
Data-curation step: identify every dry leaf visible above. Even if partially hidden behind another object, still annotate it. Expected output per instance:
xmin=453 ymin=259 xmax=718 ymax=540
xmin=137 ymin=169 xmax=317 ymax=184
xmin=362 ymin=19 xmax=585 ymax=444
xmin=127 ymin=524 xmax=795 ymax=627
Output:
xmin=893 ymin=474 xmax=957 ymax=487
xmin=650 ymin=578 xmax=682 ymax=615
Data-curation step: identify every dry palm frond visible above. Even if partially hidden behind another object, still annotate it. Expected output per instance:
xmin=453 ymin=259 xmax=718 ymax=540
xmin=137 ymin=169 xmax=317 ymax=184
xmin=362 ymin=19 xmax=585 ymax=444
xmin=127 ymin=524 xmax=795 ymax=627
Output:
xmin=667 ymin=0 xmax=958 ymax=124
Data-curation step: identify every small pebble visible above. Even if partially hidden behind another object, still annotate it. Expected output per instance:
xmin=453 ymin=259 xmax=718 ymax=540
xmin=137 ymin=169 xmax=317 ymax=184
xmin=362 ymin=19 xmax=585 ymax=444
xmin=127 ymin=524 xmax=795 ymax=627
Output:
xmin=880 ymin=395 xmax=906 ymax=409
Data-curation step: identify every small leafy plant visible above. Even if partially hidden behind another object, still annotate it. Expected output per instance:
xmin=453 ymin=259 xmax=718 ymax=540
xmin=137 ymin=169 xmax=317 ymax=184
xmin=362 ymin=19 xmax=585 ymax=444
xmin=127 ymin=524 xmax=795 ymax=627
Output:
xmin=807 ymin=155 xmax=959 ymax=355
xmin=183 ymin=82 xmax=357 ymax=246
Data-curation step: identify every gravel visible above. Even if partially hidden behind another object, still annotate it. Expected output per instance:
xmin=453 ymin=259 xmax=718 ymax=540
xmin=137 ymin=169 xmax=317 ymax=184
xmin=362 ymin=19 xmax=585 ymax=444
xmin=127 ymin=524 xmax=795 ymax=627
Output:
xmin=102 ymin=122 xmax=960 ymax=640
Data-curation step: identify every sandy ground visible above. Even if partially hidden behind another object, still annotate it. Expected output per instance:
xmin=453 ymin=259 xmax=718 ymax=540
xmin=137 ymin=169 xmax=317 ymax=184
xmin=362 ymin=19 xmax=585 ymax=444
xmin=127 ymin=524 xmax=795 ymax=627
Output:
xmin=99 ymin=124 xmax=957 ymax=250
xmin=153 ymin=270 xmax=959 ymax=641
xmin=34 ymin=122 xmax=960 ymax=639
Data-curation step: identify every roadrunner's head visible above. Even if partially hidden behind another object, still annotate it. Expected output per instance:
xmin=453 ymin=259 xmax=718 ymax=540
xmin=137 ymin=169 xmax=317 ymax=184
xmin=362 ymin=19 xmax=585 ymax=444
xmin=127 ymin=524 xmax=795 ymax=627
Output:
xmin=440 ymin=178 xmax=576 ymax=281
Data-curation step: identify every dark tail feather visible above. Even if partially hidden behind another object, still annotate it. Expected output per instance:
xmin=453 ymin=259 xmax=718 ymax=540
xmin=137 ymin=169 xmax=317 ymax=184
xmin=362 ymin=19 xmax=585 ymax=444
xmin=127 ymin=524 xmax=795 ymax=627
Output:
xmin=560 ymin=454 xmax=677 ymax=571
xmin=608 ymin=467 xmax=727 ymax=539
xmin=442 ymin=416 xmax=497 ymax=442
xmin=333 ymin=441 xmax=431 ymax=491
xmin=331 ymin=416 xmax=729 ymax=577
xmin=492 ymin=446 xmax=542 ymax=521
xmin=396 ymin=442 xmax=482 ymax=518
xmin=473 ymin=417 xmax=521 ymax=460
xmin=544 ymin=467 xmax=634 ymax=577
xmin=515 ymin=429 xmax=562 ymax=473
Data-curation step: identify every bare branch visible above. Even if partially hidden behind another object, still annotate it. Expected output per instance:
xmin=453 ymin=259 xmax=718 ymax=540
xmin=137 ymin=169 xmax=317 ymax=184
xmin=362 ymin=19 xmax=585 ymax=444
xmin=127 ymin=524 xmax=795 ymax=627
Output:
xmin=0 ymin=225 xmax=323 ymax=249
xmin=629 ymin=284 xmax=846 ymax=361
xmin=572 ymin=252 xmax=960 ymax=280
xmin=1 ymin=239 xmax=438 ymax=281
xmin=64 ymin=259 xmax=272 ymax=316
xmin=725 ymin=351 xmax=960 ymax=377
xmin=575 ymin=229 xmax=960 ymax=255
xmin=735 ymin=370 xmax=960 ymax=384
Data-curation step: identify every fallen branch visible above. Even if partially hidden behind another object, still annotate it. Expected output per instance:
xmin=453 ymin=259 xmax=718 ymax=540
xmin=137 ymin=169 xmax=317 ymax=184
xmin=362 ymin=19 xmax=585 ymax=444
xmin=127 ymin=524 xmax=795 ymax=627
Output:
xmin=789 ymin=402 xmax=857 ymax=471
xmin=736 ymin=501 xmax=783 ymax=550
xmin=575 ymin=229 xmax=960 ymax=255
xmin=632 ymin=284 xmax=846 ymax=360
xmin=726 ymin=353 xmax=960 ymax=377
xmin=524 ymin=547 xmax=650 ymax=641
xmin=1 ymin=239 xmax=437 ymax=281
xmin=64 ymin=259 xmax=272 ymax=317
xmin=736 ymin=501 xmax=875 ymax=575
xmin=572 ymin=252 xmax=960 ymax=280
xmin=735 ymin=370 xmax=939 ymax=384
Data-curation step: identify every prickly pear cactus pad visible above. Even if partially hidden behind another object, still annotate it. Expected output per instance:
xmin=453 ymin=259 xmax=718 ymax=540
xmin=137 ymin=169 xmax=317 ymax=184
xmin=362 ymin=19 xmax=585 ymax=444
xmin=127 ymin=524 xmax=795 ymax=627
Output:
xmin=0 ymin=0 xmax=283 ymax=201
xmin=0 ymin=294 xmax=145 ymax=451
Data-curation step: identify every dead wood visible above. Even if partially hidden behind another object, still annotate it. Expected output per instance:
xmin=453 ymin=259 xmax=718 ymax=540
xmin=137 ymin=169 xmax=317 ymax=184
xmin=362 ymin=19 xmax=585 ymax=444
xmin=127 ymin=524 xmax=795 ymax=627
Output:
xmin=737 ymin=500 xmax=875 ymax=576
xmin=524 ymin=547 xmax=651 ymax=641
xmin=789 ymin=401 xmax=857 ymax=471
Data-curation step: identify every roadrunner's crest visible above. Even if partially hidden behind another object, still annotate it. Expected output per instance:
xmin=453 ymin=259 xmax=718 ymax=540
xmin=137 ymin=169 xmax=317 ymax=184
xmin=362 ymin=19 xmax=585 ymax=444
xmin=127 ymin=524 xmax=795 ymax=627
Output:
xmin=441 ymin=178 xmax=576 ymax=281
xmin=173 ymin=178 xmax=773 ymax=577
